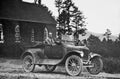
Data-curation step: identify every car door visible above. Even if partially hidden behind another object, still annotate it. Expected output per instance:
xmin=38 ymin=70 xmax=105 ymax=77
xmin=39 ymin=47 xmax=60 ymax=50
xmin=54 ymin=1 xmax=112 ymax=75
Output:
xmin=51 ymin=44 xmax=64 ymax=59
xmin=44 ymin=45 xmax=53 ymax=59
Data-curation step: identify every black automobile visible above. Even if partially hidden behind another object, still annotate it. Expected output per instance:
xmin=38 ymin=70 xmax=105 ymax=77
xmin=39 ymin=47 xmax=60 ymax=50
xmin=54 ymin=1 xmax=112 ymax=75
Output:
xmin=21 ymin=41 xmax=103 ymax=76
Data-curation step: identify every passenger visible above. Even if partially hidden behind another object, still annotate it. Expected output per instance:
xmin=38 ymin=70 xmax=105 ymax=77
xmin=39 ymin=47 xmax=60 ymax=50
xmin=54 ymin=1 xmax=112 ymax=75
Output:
xmin=45 ymin=32 xmax=56 ymax=45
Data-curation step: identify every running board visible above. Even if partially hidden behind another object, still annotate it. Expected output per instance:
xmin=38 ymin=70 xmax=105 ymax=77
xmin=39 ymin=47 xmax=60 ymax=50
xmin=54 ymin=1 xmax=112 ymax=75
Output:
xmin=83 ymin=65 xmax=94 ymax=67
xmin=36 ymin=59 xmax=62 ymax=65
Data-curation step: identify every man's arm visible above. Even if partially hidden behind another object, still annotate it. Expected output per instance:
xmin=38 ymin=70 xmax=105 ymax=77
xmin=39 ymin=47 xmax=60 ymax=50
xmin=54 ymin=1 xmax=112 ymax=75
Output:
xmin=44 ymin=38 xmax=51 ymax=45
xmin=54 ymin=38 xmax=61 ymax=45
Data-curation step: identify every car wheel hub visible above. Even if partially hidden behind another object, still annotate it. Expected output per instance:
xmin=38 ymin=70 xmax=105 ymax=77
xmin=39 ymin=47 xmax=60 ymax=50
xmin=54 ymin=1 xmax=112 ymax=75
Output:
xmin=71 ymin=63 xmax=76 ymax=67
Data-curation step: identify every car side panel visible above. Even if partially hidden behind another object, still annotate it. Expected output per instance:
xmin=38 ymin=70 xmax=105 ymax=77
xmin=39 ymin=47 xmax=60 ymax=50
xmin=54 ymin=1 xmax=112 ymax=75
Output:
xmin=22 ymin=48 xmax=45 ymax=63
xmin=44 ymin=45 xmax=52 ymax=59
xmin=51 ymin=44 xmax=65 ymax=59
xmin=22 ymin=48 xmax=64 ymax=65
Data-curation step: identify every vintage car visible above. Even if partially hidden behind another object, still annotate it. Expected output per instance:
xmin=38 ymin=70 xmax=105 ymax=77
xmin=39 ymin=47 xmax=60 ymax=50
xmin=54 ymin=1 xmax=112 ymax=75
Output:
xmin=21 ymin=41 xmax=103 ymax=76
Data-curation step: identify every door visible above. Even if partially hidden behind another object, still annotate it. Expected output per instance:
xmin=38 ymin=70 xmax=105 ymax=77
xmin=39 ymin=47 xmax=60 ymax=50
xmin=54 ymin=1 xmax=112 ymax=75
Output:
xmin=44 ymin=44 xmax=64 ymax=59
xmin=44 ymin=45 xmax=52 ymax=59
xmin=51 ymin=44 xmax=64 ymax=59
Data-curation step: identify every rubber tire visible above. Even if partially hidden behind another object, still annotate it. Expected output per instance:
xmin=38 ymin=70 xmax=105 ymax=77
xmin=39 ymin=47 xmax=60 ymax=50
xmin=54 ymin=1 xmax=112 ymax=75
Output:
xmin=65 ymin=55 xmax=83 ymax=76
xmin=45 ymin=65 xmax=56 ymax=72
xmin=87 ymin=57 xmax=103 ymax=75
xmin=22 ymin=55 xmax=35 ymax=72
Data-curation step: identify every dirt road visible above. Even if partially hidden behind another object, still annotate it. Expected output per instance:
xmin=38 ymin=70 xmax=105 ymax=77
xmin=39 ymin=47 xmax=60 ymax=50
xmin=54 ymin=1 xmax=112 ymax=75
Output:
xmin=0 ymin=58 xmax=119 ymax=79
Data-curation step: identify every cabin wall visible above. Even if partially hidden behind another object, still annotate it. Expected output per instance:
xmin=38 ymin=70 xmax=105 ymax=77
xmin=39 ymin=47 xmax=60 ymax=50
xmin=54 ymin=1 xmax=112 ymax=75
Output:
xmin=19 ymin=21 xmax=45 ymax=44
xmin=0 ymin=20 xmax=45 ymax=58
xmin=1 ymin=20 xmax=45 ymax=45
xmin=2 ymin=20 xmax=16 ymax=44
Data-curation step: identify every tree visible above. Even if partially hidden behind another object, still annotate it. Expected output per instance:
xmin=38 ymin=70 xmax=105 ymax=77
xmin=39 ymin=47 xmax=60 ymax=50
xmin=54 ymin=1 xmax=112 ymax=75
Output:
xmin=118 ymin=33 xmax=120 ymax=41
xmin=72 ymin=8 xmax=86 ymax=40
xmin=56 ymin=0 xmax=73 ymax=34
xmin=118 ymin=33 xmax=120 ymax=47
xmin=55 ymin=0 xmax=63 ymax=18
xmin=88 ymin=35 xmax=104 ymax=53
xmin=104 ymin=29 xmax=112 ymax=40
xmin=55 ymin=0 xmax=86 ymax=37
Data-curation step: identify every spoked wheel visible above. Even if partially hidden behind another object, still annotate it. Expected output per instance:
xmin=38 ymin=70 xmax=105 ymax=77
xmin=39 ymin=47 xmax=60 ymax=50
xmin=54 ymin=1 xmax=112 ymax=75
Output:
xmin=87 ymin=57 xmax=103 ymax=75
xmin=45 ymin=65 xmax=56 ymax=72
xmin=22 ymin=55 xmax=35 ymax=72
xmin=65 ymin=55 xmax=83 ymax=76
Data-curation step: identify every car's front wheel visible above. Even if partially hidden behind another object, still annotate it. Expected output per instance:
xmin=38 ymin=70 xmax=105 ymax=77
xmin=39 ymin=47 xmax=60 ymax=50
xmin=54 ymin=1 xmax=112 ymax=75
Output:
xmin=45 ymin=65 xmax=56 ymax=72
xmin=22 ymin=55 xmax=35 ymax=72
xmin=87 ymin=57 xmax=103 ymax=75
xmin=65 ymin=55 xmax=83 ymax=76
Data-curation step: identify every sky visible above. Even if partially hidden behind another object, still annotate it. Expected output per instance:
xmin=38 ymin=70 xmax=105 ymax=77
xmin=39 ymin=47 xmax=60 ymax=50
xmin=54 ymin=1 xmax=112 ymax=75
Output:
xmin=23 ymin=0 xmax=120 ymax=35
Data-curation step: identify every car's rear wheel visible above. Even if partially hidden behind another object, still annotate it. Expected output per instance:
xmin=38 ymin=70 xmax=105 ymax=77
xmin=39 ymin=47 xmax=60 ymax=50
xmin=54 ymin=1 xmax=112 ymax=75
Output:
xmin=22 ymin=55 xmax=35 ymax=72
xmin=87 ymin=57 xmax=103 ymax=75
xmin=65 ymin=55 xmax=83 ymax=76
xmin=45 ymin=65 xmax=56 ymax=72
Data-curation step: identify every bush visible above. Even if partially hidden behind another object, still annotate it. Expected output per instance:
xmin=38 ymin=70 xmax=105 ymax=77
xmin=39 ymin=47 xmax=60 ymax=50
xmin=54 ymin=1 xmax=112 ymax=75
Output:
xmin=87 ymin=35 xmax=120 ymax=73
xmin=103 ymin=57 xmax=120 ymax=73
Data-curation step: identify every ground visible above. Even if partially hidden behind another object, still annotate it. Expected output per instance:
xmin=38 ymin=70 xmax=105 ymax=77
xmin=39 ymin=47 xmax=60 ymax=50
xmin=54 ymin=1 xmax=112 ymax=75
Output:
xmin=0 ymin=58 xmax=119 ymax=79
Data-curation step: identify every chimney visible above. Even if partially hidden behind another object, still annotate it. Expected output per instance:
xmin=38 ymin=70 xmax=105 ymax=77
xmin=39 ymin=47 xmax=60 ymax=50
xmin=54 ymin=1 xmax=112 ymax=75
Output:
xmin=34 ymin=0 xmax=41 ymax=5
xmin=38 ymin=0 xmax=41 ymax=5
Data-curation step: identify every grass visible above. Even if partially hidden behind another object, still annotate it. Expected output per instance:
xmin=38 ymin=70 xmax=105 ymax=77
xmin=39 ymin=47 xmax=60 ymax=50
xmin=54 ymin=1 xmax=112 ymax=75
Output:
xmin=103 ymin=57 xmax=120 ymax=74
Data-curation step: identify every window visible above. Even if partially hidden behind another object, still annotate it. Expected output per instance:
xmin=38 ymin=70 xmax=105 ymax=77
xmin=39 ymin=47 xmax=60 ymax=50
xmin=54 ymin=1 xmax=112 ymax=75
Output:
xmin=44 ymin=27 xmax=48 ymax=40
xmin=22 ymin=0 xmax=41 ymax=4
xmin=0 ymin=24 xmax=4 ymax=43
xmin=31 ymin=28 xmax=35 ymax=42
xmin=15 ymin=25 xmax=21 ymax=43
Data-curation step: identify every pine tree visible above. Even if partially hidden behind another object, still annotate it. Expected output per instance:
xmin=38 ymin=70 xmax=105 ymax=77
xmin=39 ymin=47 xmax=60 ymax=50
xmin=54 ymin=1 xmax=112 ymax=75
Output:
xmin=104 ymin=29 xmax=112 ymax=40
xmin=87 ymin=35 xmax=102 ymax=54
xmin=118 ymin=33 xmax=120 ymax=41
xmin=55 ymin=0 xmax=86 ymax=37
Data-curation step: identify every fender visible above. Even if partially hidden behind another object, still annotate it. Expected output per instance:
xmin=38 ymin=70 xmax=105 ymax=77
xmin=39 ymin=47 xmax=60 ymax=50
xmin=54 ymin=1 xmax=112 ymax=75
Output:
xmin=21 ymin=48 xmax=44 ymax=64
xmin=59 ymin=50 xmax=84 ymax=65
xmin=89 ymin=52 xmax=101 ymax=59
xmin=71 ymin=50 xmax=84 ymax=57
xmin=64 ymin=50 xmax=84 ymax=59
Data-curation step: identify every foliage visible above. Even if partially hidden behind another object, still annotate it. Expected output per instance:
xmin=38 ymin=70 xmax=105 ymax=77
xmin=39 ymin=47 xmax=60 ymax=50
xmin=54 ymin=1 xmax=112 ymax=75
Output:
xmin=55 ymin=0 xmax=86 ymax=36
xmin=87 ymin=34 xmax=120 ymax=73
xmin=41 ymin=4 xmax=53 ymax=16
xmin=87 ymin=34 xmax=120 ymax=57
xmin=118 ymin=33 xmax=120 ymax=41
xmin=87 ymin=35 xmax=104 ymax=55
xmin=103 ymin=57 xmax=120 ymax=73
xmin=103 ymin=29 xmax=112 ymax=40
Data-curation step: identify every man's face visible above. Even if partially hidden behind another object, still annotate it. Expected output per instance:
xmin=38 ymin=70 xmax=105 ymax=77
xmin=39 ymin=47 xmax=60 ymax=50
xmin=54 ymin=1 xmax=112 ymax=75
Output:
xmin=49 ymin=33 xmax=52 ymax=38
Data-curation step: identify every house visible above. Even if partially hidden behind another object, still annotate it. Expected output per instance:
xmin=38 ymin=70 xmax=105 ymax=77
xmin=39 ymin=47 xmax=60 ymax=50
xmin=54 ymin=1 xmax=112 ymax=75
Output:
xmin=0 ymin=0 xmax=57 ymax=58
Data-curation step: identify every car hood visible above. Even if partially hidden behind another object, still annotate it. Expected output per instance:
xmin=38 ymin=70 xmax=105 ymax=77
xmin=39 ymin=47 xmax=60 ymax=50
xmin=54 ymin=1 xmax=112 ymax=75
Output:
xmin=64 ymin=44 xmax=89 ymax=51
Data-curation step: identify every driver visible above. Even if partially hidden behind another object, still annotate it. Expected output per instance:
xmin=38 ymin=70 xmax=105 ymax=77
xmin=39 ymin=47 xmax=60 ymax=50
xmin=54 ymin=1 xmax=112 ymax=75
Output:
xmin=45 ymin=32 xmax=56 ymax=45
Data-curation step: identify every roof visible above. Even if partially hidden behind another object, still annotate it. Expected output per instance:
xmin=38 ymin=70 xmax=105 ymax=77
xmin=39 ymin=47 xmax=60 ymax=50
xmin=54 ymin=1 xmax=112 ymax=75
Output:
xmin=0 ymin=0 xmax=57 ymax=24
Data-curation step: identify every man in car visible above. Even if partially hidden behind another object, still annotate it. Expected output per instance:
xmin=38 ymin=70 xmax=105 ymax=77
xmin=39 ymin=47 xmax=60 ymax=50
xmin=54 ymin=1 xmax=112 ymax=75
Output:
xmin=45 ymin=32 xmax=56 ymax=45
